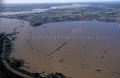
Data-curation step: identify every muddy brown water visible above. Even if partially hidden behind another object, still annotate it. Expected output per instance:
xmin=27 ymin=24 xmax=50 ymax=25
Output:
xmin=0 ymin=18 xmax=120 ymax=78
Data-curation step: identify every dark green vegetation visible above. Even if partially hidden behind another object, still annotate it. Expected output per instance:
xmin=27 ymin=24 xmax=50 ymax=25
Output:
xmin=0 ymin=33 xmax=23 ymax=78
xmin=1 ymin=2 xmax=120 ymax=26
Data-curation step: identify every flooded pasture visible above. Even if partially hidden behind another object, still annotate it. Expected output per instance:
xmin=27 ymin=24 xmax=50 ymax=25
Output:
xmin=0 ymin=18 xmax=120 ymax=78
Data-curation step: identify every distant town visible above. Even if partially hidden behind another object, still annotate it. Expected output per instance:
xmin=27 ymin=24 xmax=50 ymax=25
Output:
xmin=1 ymin=3 xmax=120 ymax=26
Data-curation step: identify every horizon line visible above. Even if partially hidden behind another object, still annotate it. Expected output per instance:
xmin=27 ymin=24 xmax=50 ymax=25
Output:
xmin=1 ymin=1 xmax=120 ymax=4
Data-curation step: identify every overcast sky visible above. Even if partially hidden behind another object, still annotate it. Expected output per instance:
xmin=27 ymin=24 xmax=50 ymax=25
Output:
xmin=2 ymin=0 xmax=120 ymax=4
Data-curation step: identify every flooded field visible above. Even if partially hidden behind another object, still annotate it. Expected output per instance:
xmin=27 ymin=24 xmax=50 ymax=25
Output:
xmin=0 ymin=18 xmax=120 ymax=78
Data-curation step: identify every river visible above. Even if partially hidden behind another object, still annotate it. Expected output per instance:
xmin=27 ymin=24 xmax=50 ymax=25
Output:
xmin=0 ymin=8 xmax=48 ymax=16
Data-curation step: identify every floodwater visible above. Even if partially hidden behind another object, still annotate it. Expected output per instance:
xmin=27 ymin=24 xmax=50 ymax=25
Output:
xmin=0 ymin=18 xmax=120 ymax=78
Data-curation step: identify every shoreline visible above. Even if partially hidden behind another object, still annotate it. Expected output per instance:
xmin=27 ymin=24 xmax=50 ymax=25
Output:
xmin=0 ymin=17 xmax=120 ymax=27
xmin=0 ymin=33 xmax=24 ymax=78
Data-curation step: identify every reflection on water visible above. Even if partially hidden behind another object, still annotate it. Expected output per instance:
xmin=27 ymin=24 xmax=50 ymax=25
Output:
xmin=1 ymin=18 xmax=120 ymax=78
xmin=0 ymin=8 xmax=48 ymax=16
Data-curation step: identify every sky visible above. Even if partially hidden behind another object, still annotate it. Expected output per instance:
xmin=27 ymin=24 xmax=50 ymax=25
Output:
xmin=2 ymin=0 xmax=120 ymax=4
